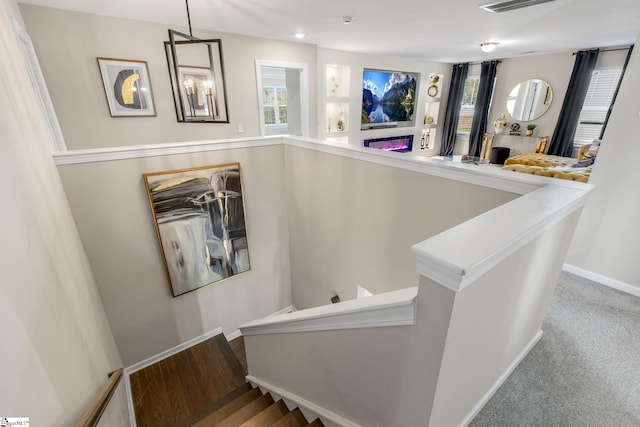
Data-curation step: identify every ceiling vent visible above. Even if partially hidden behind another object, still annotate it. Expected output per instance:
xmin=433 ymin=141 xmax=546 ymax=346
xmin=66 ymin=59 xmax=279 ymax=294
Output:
xmin=480 ymin=0 xmax=557 ymax=13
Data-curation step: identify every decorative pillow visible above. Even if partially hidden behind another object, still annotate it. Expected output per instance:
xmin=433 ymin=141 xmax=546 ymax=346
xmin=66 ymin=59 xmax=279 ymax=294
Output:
xmin=585 ymin=141 xmax=600 ymax=158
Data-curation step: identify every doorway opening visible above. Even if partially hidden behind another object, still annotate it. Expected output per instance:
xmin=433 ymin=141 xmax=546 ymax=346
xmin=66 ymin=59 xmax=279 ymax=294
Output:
xmin=255 ymin=60 xmax=309 ymax=137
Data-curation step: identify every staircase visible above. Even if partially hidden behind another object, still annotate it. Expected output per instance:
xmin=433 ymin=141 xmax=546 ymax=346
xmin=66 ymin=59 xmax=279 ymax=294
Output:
xmin=177 ymin=382 xmax=324 ymax=426
xmin=129 ymin=333 xmax=323 ymax=426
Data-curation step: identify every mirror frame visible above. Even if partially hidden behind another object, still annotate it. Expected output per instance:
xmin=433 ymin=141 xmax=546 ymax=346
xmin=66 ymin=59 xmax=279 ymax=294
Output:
xmin=506 ymin=78 xmax=553 ymax=122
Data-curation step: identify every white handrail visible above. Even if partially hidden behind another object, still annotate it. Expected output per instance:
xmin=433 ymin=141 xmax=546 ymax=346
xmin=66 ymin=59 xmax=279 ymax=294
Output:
xmin=239 ymin=286 xmax=417 ymax=336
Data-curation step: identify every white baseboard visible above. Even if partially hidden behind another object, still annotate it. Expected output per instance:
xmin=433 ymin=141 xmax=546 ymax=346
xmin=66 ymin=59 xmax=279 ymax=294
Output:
xmin=458 ymin=329 xmax=543 ymax=427
xmin=123 ymin=326 xmax=223 ymax=427
xmin=563 ymin=263 xmax=640 ymax=298
xmin=123 ymin=307 xmax=297 ymax=426
xmin=246 ymin=375 xmax=361 ymax=427
xmin=125 ymin=327 xmax=223 ymax=375
xmin=226 ymin=329 xmax=242 ymax=341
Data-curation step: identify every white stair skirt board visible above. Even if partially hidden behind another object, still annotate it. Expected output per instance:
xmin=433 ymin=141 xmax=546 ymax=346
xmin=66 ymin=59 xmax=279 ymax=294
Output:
xmin=457 ymin=330 xmax=543 ymax=427
xmin=563 ymin=263 xmax=640 ymax=298
xmin=246 ymin=375 xmax=362 ymax=427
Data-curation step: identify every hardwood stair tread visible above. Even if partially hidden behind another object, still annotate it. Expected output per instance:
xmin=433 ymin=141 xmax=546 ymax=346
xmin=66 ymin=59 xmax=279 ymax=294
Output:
xmin=192 ymin=387 xmax=262 ymax=427
xmin=239 ymin=399 xmax=288 ymax=426
xmin=174 ymin=382 xmax=252 ymax=427
xmin=307 ymin=418 xmax=324 ymax=426
xmin=214 ymin=393 xmax=275 ymax=427
xmin=269 ymin=407 xmax=309 ymax=427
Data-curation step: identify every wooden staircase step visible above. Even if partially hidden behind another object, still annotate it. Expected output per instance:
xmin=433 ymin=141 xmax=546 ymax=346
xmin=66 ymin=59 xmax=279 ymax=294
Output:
xmin=214 ymin=393 xmax=275 ymax=427
xmin=269 ymin=407 xmax=309 ymax=427
xmin=239 ymin=399 xmax=288 ymax=426
xmin=174 ymin=383 xmax=252 ymax=427
xmin=192 ymin=387 xmax=262 ymax=427
xmin=307 ymin=418 xmax=324 ymax=427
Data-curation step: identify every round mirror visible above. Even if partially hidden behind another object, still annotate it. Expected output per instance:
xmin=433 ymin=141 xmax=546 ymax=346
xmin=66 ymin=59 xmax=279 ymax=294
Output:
xmin=506 ymin=79 xmax=553 ymax=121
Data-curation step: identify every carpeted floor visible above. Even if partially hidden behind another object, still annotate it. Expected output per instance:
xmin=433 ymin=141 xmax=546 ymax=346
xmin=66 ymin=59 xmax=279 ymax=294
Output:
xmin=470 ymin=271 xmax=640 ymax=426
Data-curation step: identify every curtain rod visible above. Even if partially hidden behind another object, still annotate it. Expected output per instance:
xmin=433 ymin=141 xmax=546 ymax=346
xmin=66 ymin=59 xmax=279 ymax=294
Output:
xmin=572 ymin=45 xmax=634 ymax=55
xmin=465 ymin=60 xmax=503 ymax=66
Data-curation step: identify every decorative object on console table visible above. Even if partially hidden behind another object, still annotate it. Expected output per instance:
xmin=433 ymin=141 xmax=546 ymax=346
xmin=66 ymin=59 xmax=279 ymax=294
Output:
xmin=509 ymin=122 xmax=521 ymax=135
xmin=97 ymin=58 xmax=156 ymax=117
xmin=490 ymin=146 xmax=511 ymax=165
xmin=526 ymin=124 xmax=536 ymax=136
xmin=479 ymin=132 xmax=495 ymax=160
xmin=535 ymin=136 xmax=549 ymax=153
xmin=143 ymin=163 xmax=251 ymax=297
xmin=494 ymin=114 xmax=508 ymax=134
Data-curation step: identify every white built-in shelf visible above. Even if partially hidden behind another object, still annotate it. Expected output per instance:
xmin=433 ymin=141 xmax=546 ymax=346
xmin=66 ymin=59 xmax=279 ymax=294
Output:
xmin=326 ymin=102 xmax=349 ymax=133
xmin=325 ymin=65 xmax=351 ymax=138
xmin=423 ymin=101 xmax=440 ymax=127
xmin=426 ymin=73 xmax=444 ymax=99
xmin=326 ymin=65 xmax=350 ymax=98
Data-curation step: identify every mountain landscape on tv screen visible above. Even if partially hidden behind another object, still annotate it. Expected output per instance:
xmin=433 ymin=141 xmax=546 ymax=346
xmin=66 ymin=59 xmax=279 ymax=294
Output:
xmin=362 ymin=70 xmax=417 ymax=125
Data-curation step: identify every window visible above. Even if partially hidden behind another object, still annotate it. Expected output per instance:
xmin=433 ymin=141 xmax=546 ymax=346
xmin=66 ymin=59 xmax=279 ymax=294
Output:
xmin=574 ymin=68 xmax=623 ymax=144
xmin=457 ymin=76 xmax=480 ymax=134
xmin=262 ymin=86 xmax=288 ymax=126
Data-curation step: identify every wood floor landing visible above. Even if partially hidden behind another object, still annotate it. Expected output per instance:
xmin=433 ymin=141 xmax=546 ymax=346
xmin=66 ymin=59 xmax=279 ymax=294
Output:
xmin=129 ymin=334 xmax=248 ymax=426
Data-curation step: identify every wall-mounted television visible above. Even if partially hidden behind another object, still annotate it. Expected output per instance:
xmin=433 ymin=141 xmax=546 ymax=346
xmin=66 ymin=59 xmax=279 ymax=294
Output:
xmin=361 ymin=69 xmax=419 ymax=130
xmin=363 ymin=135 xmax=413 ymax=153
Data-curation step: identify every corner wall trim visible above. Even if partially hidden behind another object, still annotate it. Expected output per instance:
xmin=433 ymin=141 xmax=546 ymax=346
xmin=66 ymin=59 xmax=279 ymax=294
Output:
xmin=246 ymin=375 xmax=362 ymax=427
xmin=563 ymin=264 xmax=640 ymax=298
xmin=457 ymin=329 xmax=543 ymax=427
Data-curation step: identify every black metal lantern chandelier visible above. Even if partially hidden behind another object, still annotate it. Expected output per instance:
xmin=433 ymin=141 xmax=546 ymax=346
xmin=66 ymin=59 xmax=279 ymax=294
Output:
xmin=165 ymin=0 xmax=229 ymax=123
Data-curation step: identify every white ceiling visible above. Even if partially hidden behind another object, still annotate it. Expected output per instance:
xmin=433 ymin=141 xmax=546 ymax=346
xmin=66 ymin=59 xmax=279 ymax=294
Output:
xmin=18 ymin=0 xmax=640 ymax=62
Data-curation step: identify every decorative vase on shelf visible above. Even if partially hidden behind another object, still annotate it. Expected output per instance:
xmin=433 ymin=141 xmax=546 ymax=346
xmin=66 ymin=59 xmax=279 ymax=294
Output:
xmin=494 ymin=114 xmax=508 ymax=134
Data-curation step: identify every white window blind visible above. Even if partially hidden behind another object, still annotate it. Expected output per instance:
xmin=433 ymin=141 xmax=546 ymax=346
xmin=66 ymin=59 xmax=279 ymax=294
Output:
xmin=457 ymin=76 xmax=480 ymax=134
xmin=574 ymin=68 xmax=622 ymax=144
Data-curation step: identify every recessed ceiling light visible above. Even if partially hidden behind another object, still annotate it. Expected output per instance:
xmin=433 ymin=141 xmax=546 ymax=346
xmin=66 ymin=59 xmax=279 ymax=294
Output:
xmin=342 ymin=16 xmax=353 ymax=24
xmin=294 ymin=32 xmax=306 ymax=39
xmin=480 ymin=42 xmax=500 ymax=53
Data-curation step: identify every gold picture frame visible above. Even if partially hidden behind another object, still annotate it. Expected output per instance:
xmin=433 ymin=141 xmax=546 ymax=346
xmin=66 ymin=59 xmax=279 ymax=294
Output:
xmin=144 ymin=163 xmax=250 ymax=297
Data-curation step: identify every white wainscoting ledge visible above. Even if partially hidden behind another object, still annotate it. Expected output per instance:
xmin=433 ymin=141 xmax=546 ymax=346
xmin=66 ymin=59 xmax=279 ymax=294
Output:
xmin=55 ymin=135 xmax=555 ymax=195
xmin=53 ymin=136 xmax=285 ymax=165
xmin=239 ymin=287 xmax=417 ymax=336
xmin=412 ymin=183 xmax=593 ymax=293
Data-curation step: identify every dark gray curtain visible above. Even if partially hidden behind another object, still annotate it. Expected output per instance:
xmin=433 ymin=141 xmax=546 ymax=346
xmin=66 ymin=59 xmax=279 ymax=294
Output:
xmin=440 ymin=63 xmax=469 ymax=156
xmin=468 ymin=60 xmax=499 ymax=157
xmin=547 ymin=49 xmax=599 ymax=156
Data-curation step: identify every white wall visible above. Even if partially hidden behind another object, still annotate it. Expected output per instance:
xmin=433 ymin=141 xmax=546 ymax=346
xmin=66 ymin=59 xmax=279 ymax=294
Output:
xmin=456 ymin=52 xmax=573 ymax=155
xmin=491 ymin=53 xmax=573 ymax=140
xmin=0 ymin=0 xmax=128 ymax=424
xmin=57 ymin=145 xmax=293 ymax=365
xmin=19 ymin=4 xmax=318 ymax=150
xmin=566 ymin=35 xmax=640 ymax=291
xmin=284 ymin=146 xmax=518 ymax=309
